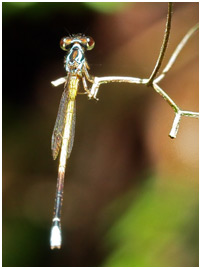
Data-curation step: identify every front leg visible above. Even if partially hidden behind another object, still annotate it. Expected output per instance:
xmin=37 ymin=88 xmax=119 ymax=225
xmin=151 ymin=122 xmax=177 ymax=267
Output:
xmin=82 ymin=76 xmax=99 ymax=101
xmin=80 ymin=76 xmax=91 ymax=95
xmin=83 ymin=63 xmax=94 ymax=83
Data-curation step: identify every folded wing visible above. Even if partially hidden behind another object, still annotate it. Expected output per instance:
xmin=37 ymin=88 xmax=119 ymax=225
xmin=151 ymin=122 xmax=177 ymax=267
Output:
xmin=51 ymin=87 xmax=69 ymax=160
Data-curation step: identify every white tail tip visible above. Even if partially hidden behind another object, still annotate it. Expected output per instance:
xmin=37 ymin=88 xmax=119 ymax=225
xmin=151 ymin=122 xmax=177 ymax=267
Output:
xmin=50 ymin=224 xmax=62 ymax=249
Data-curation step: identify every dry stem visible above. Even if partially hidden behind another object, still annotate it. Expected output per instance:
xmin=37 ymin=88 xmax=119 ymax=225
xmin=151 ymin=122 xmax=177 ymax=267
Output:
xmin=51 ymin=3 xmax=198 ymax=139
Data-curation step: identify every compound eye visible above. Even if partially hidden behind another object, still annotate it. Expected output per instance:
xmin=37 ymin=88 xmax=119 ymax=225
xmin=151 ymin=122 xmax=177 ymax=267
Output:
xmin=60 ymin=37 xmax=72 ymax=51
xmin=86 ymin=36 xmax=95 ymax=50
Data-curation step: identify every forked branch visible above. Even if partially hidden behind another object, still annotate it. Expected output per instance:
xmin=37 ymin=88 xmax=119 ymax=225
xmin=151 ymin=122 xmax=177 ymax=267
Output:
xmin=51 ymin=3 xmax=198 ymax=139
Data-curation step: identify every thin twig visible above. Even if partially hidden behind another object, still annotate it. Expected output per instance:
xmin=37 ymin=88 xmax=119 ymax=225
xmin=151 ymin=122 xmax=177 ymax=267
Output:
xmin=155 ymin=23 xmax=199 ymax=83
xmin=169 ymin=112 xmax=182 ymax=138
xmin=88 ymin=76 xmax=148 ymax=99
xmin=51 ymin=77 xmax=67 ymax=87
xmin=147 ymin=2 xmax=173 ymax=86
xmin=181 ymin=110 xmax=199 ymax=118
xmin=152 ymin=83 xmax=179 ymax=113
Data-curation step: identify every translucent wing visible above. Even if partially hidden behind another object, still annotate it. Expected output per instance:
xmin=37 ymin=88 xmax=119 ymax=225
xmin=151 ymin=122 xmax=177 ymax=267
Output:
xmin=67 ymin=102 xmax=76 ymax=158
xmin=51 ymin=88 xmax=69 ymax=160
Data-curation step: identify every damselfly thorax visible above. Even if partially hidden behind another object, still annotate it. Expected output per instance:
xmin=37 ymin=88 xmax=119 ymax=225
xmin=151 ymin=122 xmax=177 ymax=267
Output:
xmin=50 ymin=34 xmax=95 ymax=249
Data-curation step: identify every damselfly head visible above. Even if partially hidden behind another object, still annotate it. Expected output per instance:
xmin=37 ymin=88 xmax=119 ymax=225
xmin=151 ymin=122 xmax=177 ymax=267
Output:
xmin=60 ymin=35 xmax=95 ymax=51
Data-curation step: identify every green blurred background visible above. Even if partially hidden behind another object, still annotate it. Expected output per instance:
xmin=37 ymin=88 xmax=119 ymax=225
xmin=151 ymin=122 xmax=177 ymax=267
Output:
xmin=3 ymin=2 xmax=198 ymax=267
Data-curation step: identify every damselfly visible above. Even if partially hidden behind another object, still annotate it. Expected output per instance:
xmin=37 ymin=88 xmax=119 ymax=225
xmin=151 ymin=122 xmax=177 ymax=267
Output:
xmin=50 ymin=34 xmax=95 ymax=249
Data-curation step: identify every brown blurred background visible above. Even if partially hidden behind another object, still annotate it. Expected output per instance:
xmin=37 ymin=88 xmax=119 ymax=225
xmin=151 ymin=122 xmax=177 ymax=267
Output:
xmin=3 ymin=2 xmax=198 ymax=267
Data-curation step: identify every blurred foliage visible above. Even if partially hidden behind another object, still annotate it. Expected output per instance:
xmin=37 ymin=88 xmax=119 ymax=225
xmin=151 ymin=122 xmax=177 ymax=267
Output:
xmin=4 ymin=2 xmax=35 ymax=8
xmin=3 ymin=218 xmax=47 ymax=267
xmin=103 ymin=176 xmax=198 ymax=267
xmin=3 ymin=2 xmax=84 ymax=20
xmin=3 ymin=2 xmax=129 ymax=21
xmin=84 ymin=2 xmax=129 ymax=14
